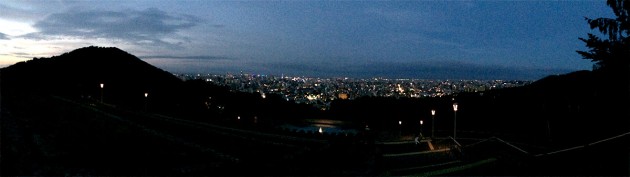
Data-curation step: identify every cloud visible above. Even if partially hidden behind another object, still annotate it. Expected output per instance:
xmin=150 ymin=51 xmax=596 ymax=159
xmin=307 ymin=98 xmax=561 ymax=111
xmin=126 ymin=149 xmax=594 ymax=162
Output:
xmin=26 ymin=8 xmax=202 ymax=47
xmin=0 ymin=32 xmax=7 ymax=40
xmin=140 ymin=55 xmax=234 ymax=60
xmin=0 ymin=3 xmax=44 ymax=21
xmin=11 ymin=52 xmax=30 ymax=56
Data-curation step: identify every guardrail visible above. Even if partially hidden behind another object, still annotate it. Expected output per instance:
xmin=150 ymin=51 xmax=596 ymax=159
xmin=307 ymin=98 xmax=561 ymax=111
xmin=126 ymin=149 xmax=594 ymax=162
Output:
xmin=534 ymin=131 xmax=630 ymax=157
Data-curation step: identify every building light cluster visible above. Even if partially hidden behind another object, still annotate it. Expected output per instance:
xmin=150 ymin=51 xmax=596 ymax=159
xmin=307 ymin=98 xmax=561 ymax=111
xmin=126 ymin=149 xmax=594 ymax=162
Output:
xmin=177 ymin=73 xmax=531 ymax=110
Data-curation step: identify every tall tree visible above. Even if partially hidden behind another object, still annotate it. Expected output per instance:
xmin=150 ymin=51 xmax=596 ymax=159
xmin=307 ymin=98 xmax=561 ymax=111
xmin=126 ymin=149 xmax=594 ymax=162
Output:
xmin=577 ymin=0 xmax=630 ymax=72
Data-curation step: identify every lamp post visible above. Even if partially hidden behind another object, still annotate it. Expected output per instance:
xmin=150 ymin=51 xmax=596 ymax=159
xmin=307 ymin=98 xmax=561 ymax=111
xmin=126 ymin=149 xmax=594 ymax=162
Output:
xmin=100 ymin=83 xmax=104 ymax=103
xmin=144 ymin=92 xmax=148 ymax=111
xmin=398 ymin=120 xmax=402 ymax=137
xmin=453 ymin=103 xmax=458 ymax=139
xmin=420 ymin=120 xmax=424 ymax=137
xmin=431 ymin=109 xmax=435 ymax=138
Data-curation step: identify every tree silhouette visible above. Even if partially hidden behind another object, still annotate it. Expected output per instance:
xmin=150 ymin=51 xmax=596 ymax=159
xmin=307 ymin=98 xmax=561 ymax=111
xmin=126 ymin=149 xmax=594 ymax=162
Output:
xmin=577 ymin=0 xmax=629 ymax=72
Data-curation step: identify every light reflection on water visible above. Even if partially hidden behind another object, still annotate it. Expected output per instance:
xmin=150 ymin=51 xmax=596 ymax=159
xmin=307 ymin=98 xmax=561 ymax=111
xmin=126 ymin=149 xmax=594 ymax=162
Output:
xmin=279 ymin=119 xmax=358 ymax=135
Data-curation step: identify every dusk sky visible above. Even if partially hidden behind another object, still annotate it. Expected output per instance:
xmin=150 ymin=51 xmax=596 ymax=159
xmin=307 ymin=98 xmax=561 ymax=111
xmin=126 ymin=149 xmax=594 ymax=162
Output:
xmin=0 ymin=0 xmax=615 ymax=80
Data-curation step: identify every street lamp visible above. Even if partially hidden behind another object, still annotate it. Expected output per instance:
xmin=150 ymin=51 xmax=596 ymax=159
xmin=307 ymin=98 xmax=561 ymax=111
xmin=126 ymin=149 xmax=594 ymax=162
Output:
xmin=420 ymin=120 xmax=424 ymax=137
xmin=144 ymin=92 xmax=148 ymax=111
xmin=453 ymin=103 xmax=458 ymax=139
xmin=100 ymin=83 xmax=104 ymax=103
xmin=398 ymin=120 xmax=402 ymax=137
xmin=431 ymin=109 xmax=436 ymax=138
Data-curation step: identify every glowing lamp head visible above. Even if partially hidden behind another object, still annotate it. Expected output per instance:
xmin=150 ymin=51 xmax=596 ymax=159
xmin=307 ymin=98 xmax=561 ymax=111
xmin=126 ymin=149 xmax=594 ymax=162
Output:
xmin=100 ymin=83 xmax=104 ymax=88
xmin=144 ymin=92 xmax=148 ymax=98
xmin=453 ymin=103 xmax=458 ymax=111
xmin=399 ymin=121 xmax=402 ymax=125
xmin=318 ymin=127 xmax=323 ymax=133
xmin=431 ymin=109 xmax=436 ymax=116
xmin=420 ymin=120 xmax=423 ymax=125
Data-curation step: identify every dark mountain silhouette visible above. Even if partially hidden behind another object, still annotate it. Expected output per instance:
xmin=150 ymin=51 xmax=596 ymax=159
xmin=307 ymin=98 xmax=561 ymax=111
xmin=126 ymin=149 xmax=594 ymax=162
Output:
xmin=1 ymin=46 xmax=183 ymax=110
xmin=1 ymin=46 xmax=320 ymax=121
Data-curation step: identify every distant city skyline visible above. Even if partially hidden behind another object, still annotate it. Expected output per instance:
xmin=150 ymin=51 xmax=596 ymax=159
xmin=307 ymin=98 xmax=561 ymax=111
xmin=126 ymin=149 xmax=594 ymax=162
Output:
xmin=0 ymin=1 xmax=615 ymax=80
xmin=179 ymin=73 xmax=531 ymax=109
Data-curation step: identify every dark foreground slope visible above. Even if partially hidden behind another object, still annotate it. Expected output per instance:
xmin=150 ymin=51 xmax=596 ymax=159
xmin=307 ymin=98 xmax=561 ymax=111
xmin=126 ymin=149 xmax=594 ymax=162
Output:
xmin=446 ymin=70 xmax=630 ymax=176
xmin=1 ymin=93 xmax=380 ymax=176
xmin=455 ymin=70 xmax=629 ymax=144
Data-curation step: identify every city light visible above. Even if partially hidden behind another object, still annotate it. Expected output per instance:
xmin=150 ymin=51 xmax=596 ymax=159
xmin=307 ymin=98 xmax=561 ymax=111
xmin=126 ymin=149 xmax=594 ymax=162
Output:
xmin=306 ymin=94 xmax=318 ymax=101
xmin=318 ymin=127 xmax=323 ymax=133
xmin=399 ymin=121 xmax=402 ymax=125
xmin=144 ymin=92 xmax=148 ymax=98
xmin=176 ymin=73 xmax=531 ymax=110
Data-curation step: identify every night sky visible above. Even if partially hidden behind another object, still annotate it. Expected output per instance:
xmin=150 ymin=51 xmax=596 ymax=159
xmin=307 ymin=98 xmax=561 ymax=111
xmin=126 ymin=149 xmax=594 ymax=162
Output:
xmin=0 ymin=1 xmax=615 ymax=80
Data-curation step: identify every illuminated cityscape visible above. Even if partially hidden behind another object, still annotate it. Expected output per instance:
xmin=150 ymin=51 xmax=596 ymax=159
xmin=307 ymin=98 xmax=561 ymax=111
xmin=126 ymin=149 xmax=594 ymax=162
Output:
xmin=177 ymin=73 xmax=531 ymax=109
xmin=2 ymin=0 xmax=628 ymax=175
